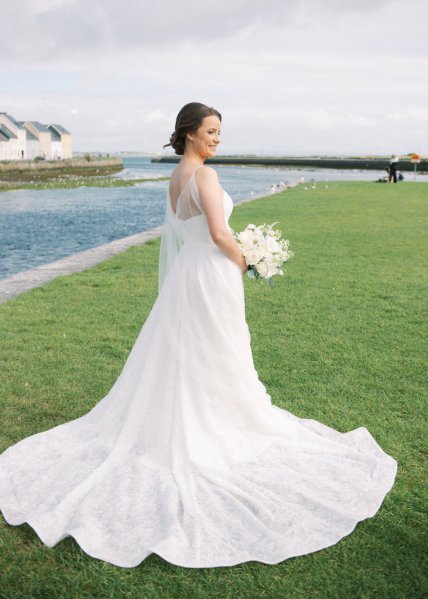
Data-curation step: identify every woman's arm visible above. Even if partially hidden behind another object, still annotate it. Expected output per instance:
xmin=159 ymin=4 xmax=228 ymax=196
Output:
xmin=195 ymin=166 xmax=247 ymax=273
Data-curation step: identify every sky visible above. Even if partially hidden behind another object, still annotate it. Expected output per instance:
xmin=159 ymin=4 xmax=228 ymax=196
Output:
xmin=1 ymin=0 xmax=427 ymax=156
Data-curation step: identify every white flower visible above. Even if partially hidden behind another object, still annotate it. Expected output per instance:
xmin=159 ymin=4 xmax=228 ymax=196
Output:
xmin=238 ymin=229 xmax=258 ymax=247
xmin=255 ymin=240 xmax=269 ymax=255
xmin=245 ymin=249 xmax=263 ymax=265
xmin=255 ymin=260 xmax=269 ymax=278
xmin=264 ymin=263 xmax=278 ymax=278
xmin=266 ymin=236 xmax=281 ymax=253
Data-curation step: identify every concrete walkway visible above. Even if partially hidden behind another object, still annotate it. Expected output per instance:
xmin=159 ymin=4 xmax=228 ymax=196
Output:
xmin=0 ymin=227 xmax=163 ymax=304
xmin=0 ymin=182 xmax=299 ymax=305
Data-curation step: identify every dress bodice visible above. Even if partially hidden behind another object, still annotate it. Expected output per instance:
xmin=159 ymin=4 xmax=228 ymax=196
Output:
xmin=170 ymin=190 xmax=234 ymax=245
xmin=159 ymin=170 xmax=234 ymax=292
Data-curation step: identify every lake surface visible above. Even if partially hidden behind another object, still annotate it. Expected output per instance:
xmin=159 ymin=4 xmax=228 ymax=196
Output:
xmin=0 ymin=157 xmax=412 ymax=279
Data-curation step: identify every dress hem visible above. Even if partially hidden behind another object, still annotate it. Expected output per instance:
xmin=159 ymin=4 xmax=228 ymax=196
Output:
xmin=0 ymin=458 xmax=397 ymax=569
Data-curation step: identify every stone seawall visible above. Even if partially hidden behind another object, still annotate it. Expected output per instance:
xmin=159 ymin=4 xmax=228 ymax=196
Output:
xmin=0 ymin=158 xmax=123 ymax=173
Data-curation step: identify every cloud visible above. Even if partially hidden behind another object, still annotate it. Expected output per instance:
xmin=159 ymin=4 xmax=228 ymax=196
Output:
xmin=1 ymin=0 xmax=418 ymax=67
xmin=1 ymin=0 xmax=427 ymax=154
xmin=143 ymin=110 xmax=169 ymax=124
xmin=386 ymin=106 xmax=428 ymax=122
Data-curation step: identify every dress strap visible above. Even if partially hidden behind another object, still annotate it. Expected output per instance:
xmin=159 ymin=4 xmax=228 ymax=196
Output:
xmin=192 ymin=165 xmax=205 ymax=175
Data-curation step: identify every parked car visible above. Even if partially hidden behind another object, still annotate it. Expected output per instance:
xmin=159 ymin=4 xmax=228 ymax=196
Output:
xmin=34 ymin=155 xmax=45 ymax=161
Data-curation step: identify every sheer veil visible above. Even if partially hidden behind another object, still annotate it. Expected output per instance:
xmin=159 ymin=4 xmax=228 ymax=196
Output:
xmin=158 ymin=167 xmax=204 ymax=294
xmin=158 ymin=191 xmax=184 ymax=294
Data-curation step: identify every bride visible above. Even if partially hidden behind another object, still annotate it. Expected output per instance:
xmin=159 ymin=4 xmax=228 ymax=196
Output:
xmin=0 ymin=102 xmax=397 ymax=568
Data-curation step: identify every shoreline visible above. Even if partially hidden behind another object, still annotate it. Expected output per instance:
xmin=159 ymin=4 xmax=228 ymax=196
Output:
xmin=0 ymin=157 xmax=124 ymax=191
xmin=0 ymin=182 xmax=299 ymax=305
xmin=0 ymin=227 xmax=163 ymax=305
xmin=0 ymin=176 xmax=169 ymax=193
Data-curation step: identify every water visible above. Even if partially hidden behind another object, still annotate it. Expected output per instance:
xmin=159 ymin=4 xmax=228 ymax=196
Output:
xmin=0 ymin=157 xmax=416 ymax=279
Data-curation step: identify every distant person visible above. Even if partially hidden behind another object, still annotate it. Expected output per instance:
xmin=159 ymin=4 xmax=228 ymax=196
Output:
xmin=375 ymin=170 xmax=389 ymax=183
xmin=388 ymin=154 xmax=399 ymax=183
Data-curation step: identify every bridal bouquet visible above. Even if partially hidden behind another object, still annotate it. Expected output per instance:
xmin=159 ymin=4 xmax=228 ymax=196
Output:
xmin=232 ymin=222 xmax=294 ymax=288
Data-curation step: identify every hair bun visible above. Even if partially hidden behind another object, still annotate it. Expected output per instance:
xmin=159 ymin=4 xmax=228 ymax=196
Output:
xmin=162 ymin=102 xmax=221 ymax=155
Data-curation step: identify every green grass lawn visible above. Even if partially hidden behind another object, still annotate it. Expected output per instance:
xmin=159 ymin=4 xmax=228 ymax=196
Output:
xmin=0 ymin=181 xmax=426 ymax=599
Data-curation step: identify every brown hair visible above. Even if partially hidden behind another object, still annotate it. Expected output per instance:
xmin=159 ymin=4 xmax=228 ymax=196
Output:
xmin=163 ymin=102 xmax=222 ymax=155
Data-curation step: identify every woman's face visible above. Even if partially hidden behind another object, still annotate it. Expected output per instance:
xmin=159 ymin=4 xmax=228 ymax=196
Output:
xmin=186 ymin=115 xmax=221 ymax=158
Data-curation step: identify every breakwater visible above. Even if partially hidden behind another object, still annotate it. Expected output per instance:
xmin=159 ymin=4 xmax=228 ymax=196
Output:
xmin=152 ymin=156 xmax=427 ymax=172
xmin=0 ymin=158 xmax=124 ymax=180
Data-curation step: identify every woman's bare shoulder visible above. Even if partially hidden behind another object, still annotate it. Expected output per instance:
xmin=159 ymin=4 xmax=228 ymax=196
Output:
xmin=195 ymin=166 xmax=222 ymax=203
xmin=195 ymin=166 xmax=220 ymax=185
xmin=197 ymin=165 xmax=218 ymax=176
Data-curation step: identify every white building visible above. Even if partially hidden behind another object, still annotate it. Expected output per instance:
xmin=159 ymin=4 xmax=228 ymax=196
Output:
xmin=48 ymin=127 xmax=62 ymax=159
xmin=23 ymin=121 xmax=52 ymax=159
xmin=0 ymin=112 xmax=72 ymax=161
xmin=0 ymin=126 xmax=17 ymax=161
xmin=0 ymin=113 xmax=27 ymax=160
xmin=25 ymin=130 xmax=41 ymax=160
xmin=47 ymin=124 xmax=72 ymax=159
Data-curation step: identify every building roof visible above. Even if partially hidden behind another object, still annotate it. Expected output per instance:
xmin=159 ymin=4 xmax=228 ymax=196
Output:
xmin=0 ymin=112 xmax=23 ymax=129
xmin=47 ymin=123 xmax=70 ymax=135
xmin=48 ymin=128 xmax=61 ymax=142
xmin=25 ymin=130 xmax=38 ymax=141
xmin=0 ymin=131 xmax=9 ymax=142
xmin=26 ymin=121 xmax=50 ymax=133
xmin=5 ymin=113 xmax=22 ymax=128
xmin=0 ymin=115 xmax=71 ymax=136
xmin=0 ymin=124 xmax=17 ymax=139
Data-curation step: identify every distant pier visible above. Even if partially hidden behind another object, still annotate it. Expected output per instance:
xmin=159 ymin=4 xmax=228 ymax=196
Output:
xmin=152 ymin=156 xmax=427 ymax=172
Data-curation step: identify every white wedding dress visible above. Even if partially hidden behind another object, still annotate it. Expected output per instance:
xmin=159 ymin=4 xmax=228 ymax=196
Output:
xmin=0 ymin=166 xmax=397 ymax=568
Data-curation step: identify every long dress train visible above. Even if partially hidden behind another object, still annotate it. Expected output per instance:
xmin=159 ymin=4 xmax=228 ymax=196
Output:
xmin=0 ymin=167 xmax=397 ymax=568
